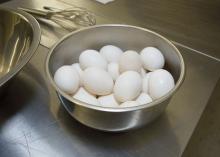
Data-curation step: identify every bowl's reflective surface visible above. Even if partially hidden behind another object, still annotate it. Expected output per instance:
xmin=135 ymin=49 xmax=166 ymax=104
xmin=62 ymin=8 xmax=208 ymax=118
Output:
xmin=47 ymin=25 xmax=185 ymax=131
xmin=0 ymin=7 xmax=40 ymax=87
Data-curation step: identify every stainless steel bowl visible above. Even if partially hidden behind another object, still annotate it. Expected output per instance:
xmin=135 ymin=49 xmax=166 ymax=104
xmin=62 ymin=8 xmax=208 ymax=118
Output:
xmin=0 ymin=7 xmax=41 ymax=94
xmin=46 ymin=24 xmax=185 ymax=132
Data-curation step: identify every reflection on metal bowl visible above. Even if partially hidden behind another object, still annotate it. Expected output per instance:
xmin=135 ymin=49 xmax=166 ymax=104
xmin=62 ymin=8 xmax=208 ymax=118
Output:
xmin=0 ymin=7 xmax=41 ymax=95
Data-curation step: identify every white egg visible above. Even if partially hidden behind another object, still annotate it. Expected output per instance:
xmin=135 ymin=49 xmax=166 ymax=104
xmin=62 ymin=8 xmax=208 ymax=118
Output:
xmin=79 ymin=49 xmax=107 ymax=70
xmin=107 ymin=62 xmax=120 ymax=81
xmin=83 ymin=67 xmax=114 ymax=96
xmin=119 ymin=101 xmax=139 ymax=107
xmin=149 ymin=69 xmax=175 ymax=99
xmin=141 ymin=68 xmax=146 ymax=77
xmin=136 ymin=93 xmax=152 ymax=105
xmin=71 ymin=63 xmax=83 ymax=86
xmin=98 ymin=94 xmax=119 ymax=107
xmin=54 ymin=65 xmax=79 ymax=94
xmin=100 ymin=45 xmax=123 ymax=63
xmin=119 ymin=50 xmax=142 ymax=73
xmin=142 ymin=72 xmax=152 ymax=93
xmin=73 ymin=87 xmax=100 ymax=106
xmin=114 ymin=71 xmax=142 ymax=102
xmin=140 ymin=47 xmax=165 ymax=71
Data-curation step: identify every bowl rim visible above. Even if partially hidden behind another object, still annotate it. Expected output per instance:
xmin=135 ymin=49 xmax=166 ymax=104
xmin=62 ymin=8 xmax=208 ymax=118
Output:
xmin=0 ymin=7 xmax=41 ymax=87
xmin=46 ymin=24 xmax=185 ymax=112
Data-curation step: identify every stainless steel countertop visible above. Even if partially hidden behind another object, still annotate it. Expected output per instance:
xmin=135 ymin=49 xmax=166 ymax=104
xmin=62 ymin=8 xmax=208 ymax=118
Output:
xmin=59 ymin=0 xmax=220 ymax=60
xmin=1 ymin=0 xmax=220 ymax=157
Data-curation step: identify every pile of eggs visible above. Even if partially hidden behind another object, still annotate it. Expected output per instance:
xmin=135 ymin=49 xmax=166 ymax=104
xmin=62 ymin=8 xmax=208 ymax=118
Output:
xmin=54 ymin=45 xmax=175 ymax=108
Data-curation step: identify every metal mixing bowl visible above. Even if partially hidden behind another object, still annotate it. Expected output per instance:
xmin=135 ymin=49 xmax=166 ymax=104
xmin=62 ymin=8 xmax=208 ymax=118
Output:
xmin=0 ymin=7 xmax=41 ymax=94
xmin=46 ymin=24 xmax=185 ymax=132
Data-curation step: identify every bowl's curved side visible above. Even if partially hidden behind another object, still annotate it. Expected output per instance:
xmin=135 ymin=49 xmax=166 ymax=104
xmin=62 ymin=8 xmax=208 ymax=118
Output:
xmin=58 ymin=94 xmax=170 ymax=132
xmin=46 ymin=24 xmax=185 ymax=112
xmin=0 ymin=7 xmax=41 ymax=87
xmin=46 ymin=24 xmax=185 ymax=131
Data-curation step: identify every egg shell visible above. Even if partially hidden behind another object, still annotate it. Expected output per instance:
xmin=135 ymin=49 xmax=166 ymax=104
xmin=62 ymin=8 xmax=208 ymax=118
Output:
xmin=71 ymin=63 xmax=83 ymax=86
xmin=114 ymin=71 xmax=142 ymax=102
xmin=100 ymin=45 xmax=123 ymax=63
xmin=141 ymin=68 xmax=146 ymax=77
xmin=98 ymin=94 xmax=119 ymax=107
xmin=54 ymin=65 xmax=79 ymax=94
xmin=142 ymin=72 xmax=153 ymax=94
xmin=107 ymin=62 xmax=120 ymax=81
xmin=73 ymin=87 xmax=100 ymax=106
xmin=120 ymin=101 xmax=139 ymax=107
xmin=140 ymin=47 xmax=165 ymax=71
xmin=83 ymin=67 xmax=114 ymax=96
xmin=149 ymin=69 xmax=175 ymax=99
xmin=119 ymin=50 xmax=142 ymax=73
xmin=79 ymin=49 xmax=107 ymax=70
xmin=136 ymin=93 xmax=152 ymax=105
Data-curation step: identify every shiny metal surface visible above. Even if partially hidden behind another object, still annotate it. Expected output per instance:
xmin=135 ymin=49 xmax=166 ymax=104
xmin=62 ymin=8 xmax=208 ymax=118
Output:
xmin=0 ymin=7 xmax=41 ymax=91
xmin=0 ymin=0 xmax=220 ymax=157
xmin=2 ymin=0 xmax=110 ymax=48
xmin=46 ymin=24 xmax=185 ymax=131
xmin=182 ymin=79 xmax=220 ymax=157
xmin=19 ymin=6 xmax=96 ymax=31
xmin=0 ymin=44 xmax=219 ymax=157
xmin=60 ymin=0 xmax=220 ymax=60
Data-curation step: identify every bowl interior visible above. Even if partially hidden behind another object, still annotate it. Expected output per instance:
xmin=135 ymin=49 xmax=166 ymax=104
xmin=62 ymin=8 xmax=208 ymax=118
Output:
xmin=48 ymin=25 xmax=184 ymax=109
xmin=0 ymin=9 xmax=34 ymax=79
